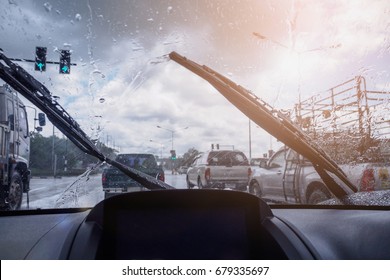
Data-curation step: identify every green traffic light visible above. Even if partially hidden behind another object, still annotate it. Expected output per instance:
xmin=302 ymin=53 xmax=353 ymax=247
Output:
xmin=59 ymin=49 xmax=71 ymax=74
xmin=61 ymin=65 xmax=69 ymax=73
xmin=35 ymin=46 xmax=47 ymax=71
xmin=36 ymin=62 xmax=44 ymax=71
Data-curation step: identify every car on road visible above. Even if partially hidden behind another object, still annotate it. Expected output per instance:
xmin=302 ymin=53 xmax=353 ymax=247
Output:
xmin=186 ymin=150 xmax=251 ymax=191
xmin=102 ymin=153 xmax=164 ymax=197
xmin=249 ymin=147 xmax=333 ymax=204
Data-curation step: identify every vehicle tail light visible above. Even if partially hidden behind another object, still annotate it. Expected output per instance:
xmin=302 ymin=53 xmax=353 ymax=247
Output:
xmin=157 ymin=172 xmax=165 ymax=182
xmin=248 ymin=167 xmax=252 ymax=178
xmin=205 ymin=167 xmax=211 ymax=181
xmin=102 ymin=172 xmax=106 ymax=185
xmin=360 ymin=168 xmax=375 ymax=191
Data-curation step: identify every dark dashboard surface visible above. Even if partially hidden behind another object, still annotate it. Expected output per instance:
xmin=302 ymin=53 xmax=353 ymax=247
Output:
xmin=0 ymin=189 xmax=389 ymax=260
xmin=272 ymin=207 xmax=390 ymax=259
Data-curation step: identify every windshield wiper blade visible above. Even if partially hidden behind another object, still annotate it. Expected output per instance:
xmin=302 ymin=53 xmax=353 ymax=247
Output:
xmin=0 ymin=49 xmax=172 ymax=190
xmin=169 ymin=51 xmax=357 ymax=198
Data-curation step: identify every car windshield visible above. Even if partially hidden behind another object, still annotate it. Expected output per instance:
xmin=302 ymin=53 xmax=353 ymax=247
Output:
xmin=208 ymin=151 xmax=249 ymax=166
xmin=116 ymin=154 xmax=157 ymax=168
xmin=0 ymin=0 xmax=389 ymax=211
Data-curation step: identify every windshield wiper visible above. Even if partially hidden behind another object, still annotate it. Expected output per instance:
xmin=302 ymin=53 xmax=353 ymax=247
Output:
xmin=0 ymin=49 xmax=172 ymax=190
xmin=169 ymin=51 xmax=357 ymax=198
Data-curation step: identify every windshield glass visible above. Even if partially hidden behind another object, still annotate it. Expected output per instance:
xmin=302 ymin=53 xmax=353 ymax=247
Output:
xmin=0 ymin=0 xmax=389 ymax=210
xmin=207 ymin=151 xmax=249 ymax=166
xmin=116 ymin=154 xmax=157 ymax=168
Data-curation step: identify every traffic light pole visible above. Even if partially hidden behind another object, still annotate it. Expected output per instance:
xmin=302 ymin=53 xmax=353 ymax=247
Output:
xmin=8 ymin=57 xmax=77 ymax=66
xmin=8 ymin=46 xmax=77 ymax=74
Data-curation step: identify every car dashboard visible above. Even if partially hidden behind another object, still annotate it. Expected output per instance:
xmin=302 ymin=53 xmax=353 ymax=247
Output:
xmin=0 ymin=189 xmax=389 ymax=260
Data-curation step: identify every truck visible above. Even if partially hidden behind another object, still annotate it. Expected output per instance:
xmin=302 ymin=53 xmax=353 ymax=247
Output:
xmin=0 ymin=84 xmax=45 ymax=210
xmin=248 ymin=147 xmax=335 ymax=204
xmin=102 ymin=153 xmax=165 ymax=198
xmin=243 ymin=75 xmax=390 ymax=204
xmin=248 ymin=146 xmax=390 ymax=204
xmin=186 ymin=149 xmax=252 ymax=191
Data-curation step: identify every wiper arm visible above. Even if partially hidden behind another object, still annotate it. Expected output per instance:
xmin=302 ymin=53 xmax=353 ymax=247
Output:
xmin=0 ymin=49 xmax=172 ymax=190
xmin=169 ymin=51 xmax=357 ymax=197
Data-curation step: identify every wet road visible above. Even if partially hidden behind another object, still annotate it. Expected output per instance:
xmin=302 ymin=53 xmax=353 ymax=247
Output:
xmin=21 ymin=171 xmax=187 ymax=210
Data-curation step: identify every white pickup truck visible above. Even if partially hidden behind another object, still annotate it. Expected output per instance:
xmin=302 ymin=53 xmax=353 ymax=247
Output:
xmin=186 ymin=150 xmax=252 ymax=191
xmin=249 ymin=147 xmax=389 ymax=204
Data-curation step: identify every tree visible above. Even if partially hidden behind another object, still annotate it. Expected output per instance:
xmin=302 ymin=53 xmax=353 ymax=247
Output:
xmin=180 ymin=148 xmax=201 ymax=166
xmin=29 ymin=132 xmax=117 ymax=175
xmin=29 ymin=132 xmax=52 ymax=171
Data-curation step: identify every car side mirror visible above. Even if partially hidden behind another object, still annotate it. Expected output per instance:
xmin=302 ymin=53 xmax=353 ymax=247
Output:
xmin=38 ymin=113 xmax=46 ymax=126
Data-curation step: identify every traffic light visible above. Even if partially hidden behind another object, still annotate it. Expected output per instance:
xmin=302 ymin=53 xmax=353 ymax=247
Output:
xmin=216 ymin=144 xmax=219 ymax=149
xmin=59 ymin=50 xmax=71 ymax=74
xmin=170 ymin=150 xmax=177 ymax=160
xmin=35 ymin=47 xmax=47 ymax=71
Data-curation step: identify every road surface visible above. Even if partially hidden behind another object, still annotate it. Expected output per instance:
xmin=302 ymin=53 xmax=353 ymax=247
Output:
xmin=22 ymin=171 xmax=187 ymax=210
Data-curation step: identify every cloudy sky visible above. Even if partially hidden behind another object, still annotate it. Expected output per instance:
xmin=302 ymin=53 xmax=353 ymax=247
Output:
xmin=1 ymin=0 xmax=389 ymax=159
